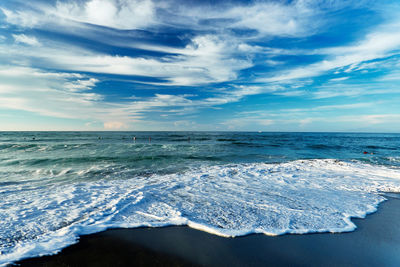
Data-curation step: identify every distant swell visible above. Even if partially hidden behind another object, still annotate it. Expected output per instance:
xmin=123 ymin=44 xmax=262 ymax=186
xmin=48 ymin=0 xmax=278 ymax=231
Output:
xmin=307 ymin=144 xmax=344 ymax=150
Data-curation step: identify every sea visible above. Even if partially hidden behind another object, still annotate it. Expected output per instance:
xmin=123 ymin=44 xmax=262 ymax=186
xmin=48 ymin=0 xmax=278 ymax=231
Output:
xmin=1 ymin=131 xmax=400 ymax=265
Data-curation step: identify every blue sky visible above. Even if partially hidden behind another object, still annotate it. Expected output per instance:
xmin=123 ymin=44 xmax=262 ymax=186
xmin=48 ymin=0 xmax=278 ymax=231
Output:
xmin=1 ymin=0 xmax=400 ymax=131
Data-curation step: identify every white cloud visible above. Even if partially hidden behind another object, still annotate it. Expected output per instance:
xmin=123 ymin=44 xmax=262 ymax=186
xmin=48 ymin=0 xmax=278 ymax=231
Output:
xmin=265 ymin=59 xmax=284 ymax=66
xmin=1 ymin=0 xmax=157 ymax=39
xmin=0 ymin=8 xmax=39 ymax=28
xmin=273 ymin=90 xmax=306 ymax=97
xmin=54 ymin=0 xmax=155 ymax=30
xmin=312 ymin=83 xmax=400 ymax=99
xmin=220 ymin=112 xmax=400 ymax=132
xmin=1 ymin=34 xmax=252 ymax=86
xmin=378 ymin=71 xmax=400 ymax=81
xmin=0 ymin=0 xmax=324 ymax=90
xmin=259 ymin=119 xmax=274 ymax=126
xmin=108 ymin=85 xmax=275 ymax=119
xmin=329 ymin=77 xmax=349 ymax=82
xmin=12 ymin=34 xmax=40 ymax=46
xmin=226 ymin=1 xmax=316 ymax=37
xmin=2 ymin=0 xmax=323 ymax=39
xmin=162 ymin=0 xmax=324 ymax=38
xmin=0 ymin=66 xmax=262 ymax=129
xmin=64 ymin=78 xmax=99 ymax=91
xmin=259 ymin=22 xmax=400 ymax=84
xmin=299 ymin=117 xmax=314 ymax=127
xmin=104 ymin=121 xmax=127 ymax=129
xmin=0 ymin=66 xmax=124 ymax=123
xmin=0 ymin=66 xmax=83 ymax=79
xmin=322 ymin=24 xmax=400 ymax=56
xmin=337 ymin=114 xmax=400 ymax=125
xmin=282 ymin=102 xmax=375 ymax=114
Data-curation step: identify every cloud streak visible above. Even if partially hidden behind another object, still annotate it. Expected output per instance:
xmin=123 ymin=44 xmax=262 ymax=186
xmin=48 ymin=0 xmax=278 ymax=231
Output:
xmin=0 ymin=33 xmax=252 ymax=86
xmin=259 ymin=22 xmax=400 ymax=84
xmin=12 ymin=34 xmax=40 ymax=46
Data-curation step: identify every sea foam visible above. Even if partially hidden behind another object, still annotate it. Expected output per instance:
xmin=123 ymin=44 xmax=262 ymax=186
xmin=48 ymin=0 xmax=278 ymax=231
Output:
xmin=1 ymin=159 xmax=400 ymax=265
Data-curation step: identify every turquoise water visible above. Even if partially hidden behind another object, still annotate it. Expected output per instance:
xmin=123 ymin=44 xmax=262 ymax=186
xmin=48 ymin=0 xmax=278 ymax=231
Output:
xmin=2 ymin=132 xmax=400 ymax=175
xmin=1 ymin=132 xmax=400 ymax=265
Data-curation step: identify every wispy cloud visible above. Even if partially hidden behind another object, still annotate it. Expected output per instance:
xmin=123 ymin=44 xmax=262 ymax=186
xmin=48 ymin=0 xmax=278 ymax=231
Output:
xmin=0 ymin=66 xmax=266 ymax=130
xmin=312 ymin=83 xmax=400 ymax=99
xmin=236 ymin=2 xmax=325 ymax=37
xmin=12 ymin=34 xmax=40 ymax=46
xmin=378 ymin=71 xmax=400 ymax=81
xmin=1 ymin=1 xmax=155 ymax=30
xmin=0 ymin=66 xmax=124 ymax=124
xmin=0 ymin=7 xmax=39 ymax=28
xmin=197 ymin=0 xmax=320 ymax=37
xmin=54 ymin=0 xmax=155 ymax=30
xmin=2 ymin=0 xmax=321 ymax=37
xmin=338 ymin=114 xmax=400 ymax=124
xmin=0 ymin=34 xmax=252 ymax=86
xmin=281 ymin=102 xmax=376 ymax=113
xmin=329 ymin=77 xmax=349 ymax=82
xmin=259 ymin=22 xmax=400 ymax=84
xmin=64 ymin=78 xmax=99 ymax=92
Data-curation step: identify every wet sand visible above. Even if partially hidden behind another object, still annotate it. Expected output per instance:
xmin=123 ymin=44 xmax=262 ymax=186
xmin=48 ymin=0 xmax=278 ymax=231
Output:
xmin=16 ymin=194 xmax=400 ymax=266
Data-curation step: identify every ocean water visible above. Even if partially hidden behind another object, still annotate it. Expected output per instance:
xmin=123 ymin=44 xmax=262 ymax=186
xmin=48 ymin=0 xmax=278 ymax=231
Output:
xmin=1 ymin=131 xmax=400 ymax=265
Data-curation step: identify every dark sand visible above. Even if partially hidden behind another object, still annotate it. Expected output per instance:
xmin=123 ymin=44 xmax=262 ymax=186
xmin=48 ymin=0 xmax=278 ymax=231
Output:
xmin=16 ymin=194 xmax=400 ymax=267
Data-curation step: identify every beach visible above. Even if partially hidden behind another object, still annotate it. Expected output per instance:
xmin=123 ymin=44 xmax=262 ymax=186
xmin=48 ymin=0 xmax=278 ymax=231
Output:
xmin=16 ymin=193 xmax=400 ymax=266
xmin=2 ymin=132 xmax=400 ymax=266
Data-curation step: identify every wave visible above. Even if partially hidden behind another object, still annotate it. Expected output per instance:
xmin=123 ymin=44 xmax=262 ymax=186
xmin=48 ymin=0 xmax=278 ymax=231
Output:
xmin=1 ymin=159 xmax=400 ymax=265
xmin=366 ymin=145 xmax=398 ymax=150
xmin=307 ymin=144 xmax=344 ymax=150
xmin=231 ymin=142 xmax=267 ymax=148
xmin=2 ymin=154 xmax=222 ymax=169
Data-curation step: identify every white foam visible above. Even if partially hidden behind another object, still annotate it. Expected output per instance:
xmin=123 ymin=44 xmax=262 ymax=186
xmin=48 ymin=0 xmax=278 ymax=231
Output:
xmin=388 ymin=156 xmax=400 ymax=163
xmin=1 ymin=159 xmax=400 ymax=266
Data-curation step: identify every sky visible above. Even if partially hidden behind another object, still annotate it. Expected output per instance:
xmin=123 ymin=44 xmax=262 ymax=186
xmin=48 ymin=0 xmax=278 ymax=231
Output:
xmin=1 ymin=0 xmax=400 ymax=132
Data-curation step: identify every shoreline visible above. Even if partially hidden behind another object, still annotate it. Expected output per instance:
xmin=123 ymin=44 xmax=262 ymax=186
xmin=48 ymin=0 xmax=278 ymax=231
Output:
xmin=14 ymin=194 xmax=400 ymax=266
